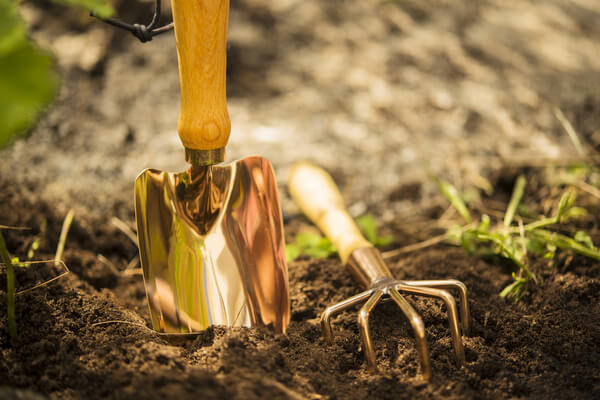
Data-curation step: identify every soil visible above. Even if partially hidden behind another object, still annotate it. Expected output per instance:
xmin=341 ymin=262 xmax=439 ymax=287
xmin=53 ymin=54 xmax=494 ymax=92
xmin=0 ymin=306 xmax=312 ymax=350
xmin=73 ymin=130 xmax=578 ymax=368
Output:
xmin=1 ymin=0 xmax=600 ymax=399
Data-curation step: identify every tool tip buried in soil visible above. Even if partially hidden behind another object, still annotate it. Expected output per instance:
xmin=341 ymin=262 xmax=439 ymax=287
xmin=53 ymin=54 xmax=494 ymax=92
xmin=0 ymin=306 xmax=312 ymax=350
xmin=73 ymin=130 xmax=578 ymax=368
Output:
xmin=289 ymin=162 xmax=471 ymax=381
xmin=133 ymin=0 xmax=290 ymax=334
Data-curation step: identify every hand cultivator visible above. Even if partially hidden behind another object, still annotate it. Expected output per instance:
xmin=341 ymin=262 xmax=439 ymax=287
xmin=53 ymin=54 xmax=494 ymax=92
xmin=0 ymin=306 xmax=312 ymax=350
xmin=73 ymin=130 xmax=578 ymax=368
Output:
xmin=289 ymin=162 xmax=470 ymax=380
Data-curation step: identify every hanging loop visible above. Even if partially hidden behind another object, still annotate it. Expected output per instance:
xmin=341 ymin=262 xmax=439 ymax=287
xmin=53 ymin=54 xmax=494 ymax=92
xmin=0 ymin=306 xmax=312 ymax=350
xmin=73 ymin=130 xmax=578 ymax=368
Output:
xmin=91 ymin=0 xmax=174 ymax=43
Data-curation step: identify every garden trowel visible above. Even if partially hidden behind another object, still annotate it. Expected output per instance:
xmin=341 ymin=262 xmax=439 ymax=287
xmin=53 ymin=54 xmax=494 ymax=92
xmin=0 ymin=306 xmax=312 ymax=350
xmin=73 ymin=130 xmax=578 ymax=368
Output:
xmin=134 ymin=0 xmax=289 ymax=334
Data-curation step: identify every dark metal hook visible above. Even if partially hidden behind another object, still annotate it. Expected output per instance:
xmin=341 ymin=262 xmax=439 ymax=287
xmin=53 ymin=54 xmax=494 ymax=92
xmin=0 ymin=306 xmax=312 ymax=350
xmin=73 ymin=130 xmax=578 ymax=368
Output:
xmin=91 ymin=0 xmax=173 ymax=43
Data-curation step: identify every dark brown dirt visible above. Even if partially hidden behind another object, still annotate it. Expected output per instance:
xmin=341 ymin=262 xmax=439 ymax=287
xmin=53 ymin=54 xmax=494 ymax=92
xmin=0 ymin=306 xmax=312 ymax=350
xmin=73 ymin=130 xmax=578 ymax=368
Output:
xmin=2 ymin=0 xmax=600 ymax=398
xmin=1 ymin=175 xmax=600 ymax=399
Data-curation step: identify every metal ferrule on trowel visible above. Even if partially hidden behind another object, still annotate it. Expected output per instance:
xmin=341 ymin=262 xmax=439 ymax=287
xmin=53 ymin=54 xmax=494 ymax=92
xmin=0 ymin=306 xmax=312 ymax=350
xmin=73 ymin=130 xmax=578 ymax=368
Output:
xmin=134 ymin=0 xmax=289 ymax=334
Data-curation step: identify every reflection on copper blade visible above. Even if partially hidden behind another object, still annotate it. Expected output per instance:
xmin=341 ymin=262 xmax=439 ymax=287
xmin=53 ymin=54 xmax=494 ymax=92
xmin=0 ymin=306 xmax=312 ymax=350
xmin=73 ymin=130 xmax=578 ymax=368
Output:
xmin=134 ymin=156 xmax=289 ymax=334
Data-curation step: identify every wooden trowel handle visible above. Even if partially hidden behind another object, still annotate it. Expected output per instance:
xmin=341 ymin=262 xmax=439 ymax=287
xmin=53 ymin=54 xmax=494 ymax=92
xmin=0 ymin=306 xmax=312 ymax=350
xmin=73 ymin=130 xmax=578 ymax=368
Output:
xmin=171 ymin=0 xmax=231 ymax=151
xmin=288 ymin=162 xmax=372 ymax=264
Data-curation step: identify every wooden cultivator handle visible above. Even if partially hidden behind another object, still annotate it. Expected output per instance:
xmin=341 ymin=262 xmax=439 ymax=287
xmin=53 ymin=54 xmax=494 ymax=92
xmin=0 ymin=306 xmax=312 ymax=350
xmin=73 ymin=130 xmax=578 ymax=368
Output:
xmin=288 ymin=162 xmax=371 ymax=264
xmin=171 ymin=0 xmax=231 ymax=151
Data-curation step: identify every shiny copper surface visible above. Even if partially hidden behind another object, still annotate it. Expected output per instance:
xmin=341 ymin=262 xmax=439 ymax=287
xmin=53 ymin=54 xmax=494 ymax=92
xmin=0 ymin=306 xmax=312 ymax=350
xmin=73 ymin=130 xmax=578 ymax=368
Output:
xmin=135 ymin=156 xmax=289 ymax=334
xmin=346 ymin=245 xmax=394 ymax=288
xmin=185 ymin=148 xmax=225 ymax=166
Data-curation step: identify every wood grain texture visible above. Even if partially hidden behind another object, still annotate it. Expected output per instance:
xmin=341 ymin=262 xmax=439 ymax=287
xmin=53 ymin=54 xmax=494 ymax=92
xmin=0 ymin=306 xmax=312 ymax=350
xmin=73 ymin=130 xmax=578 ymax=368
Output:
xmin=171 ymin=0 xmax=231 ymax=150
xmin=288 ymin=162 xmax=371 ymax=264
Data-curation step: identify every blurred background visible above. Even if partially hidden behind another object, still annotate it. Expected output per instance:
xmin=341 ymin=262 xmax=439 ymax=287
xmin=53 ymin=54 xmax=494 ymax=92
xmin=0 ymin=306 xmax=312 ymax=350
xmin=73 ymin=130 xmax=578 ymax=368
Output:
xmin=2 ymin=0 xmax=599 ymax=222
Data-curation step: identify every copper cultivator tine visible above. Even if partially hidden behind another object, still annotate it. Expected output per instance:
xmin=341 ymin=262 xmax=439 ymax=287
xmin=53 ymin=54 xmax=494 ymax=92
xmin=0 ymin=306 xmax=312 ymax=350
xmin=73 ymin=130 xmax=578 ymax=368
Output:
xmin=395 ymin=283 xmax=465 ymax=365
xmin=289 ymin=162 xmax=471 ymax=381
xmin=387 ymin=288 xmax=431 ymax=380
xmin=357 ymin=289 xmax=384 ymax=373
xmin=402 ymin=279 xmax=470 ymax=335
xmin=321 ymin=289 xmax=374 ymax=342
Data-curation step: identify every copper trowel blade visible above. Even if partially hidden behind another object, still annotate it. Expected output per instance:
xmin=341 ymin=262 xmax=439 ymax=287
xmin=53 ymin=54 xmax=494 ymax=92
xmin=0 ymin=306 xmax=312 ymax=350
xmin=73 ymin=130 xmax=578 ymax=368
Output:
xmin=134 ymin=156 xmax=290 ymax=334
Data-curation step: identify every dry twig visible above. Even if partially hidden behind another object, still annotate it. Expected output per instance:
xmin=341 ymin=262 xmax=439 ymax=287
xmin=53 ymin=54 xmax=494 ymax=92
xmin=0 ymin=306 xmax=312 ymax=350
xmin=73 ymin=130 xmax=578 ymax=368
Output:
xmin=55 ymin=209 xmax=75 ymax=266
xmin=111 ymin=217 xmax=138 ymax=246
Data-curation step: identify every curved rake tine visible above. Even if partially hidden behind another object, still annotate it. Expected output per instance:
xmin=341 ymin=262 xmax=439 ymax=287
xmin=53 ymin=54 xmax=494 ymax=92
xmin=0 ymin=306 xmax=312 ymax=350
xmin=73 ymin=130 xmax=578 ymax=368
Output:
xmin=397 ymin=283 xmax=466 ymax=366
xmin=320 ymin=289 xmax=374 ymax=343
xmin=357 ymin=290 xmax=384 ymax=373
xmin=403 ymin=280 xmax=470 ymax=335
xmin=388 ymin=288 xmax=432 ymax=381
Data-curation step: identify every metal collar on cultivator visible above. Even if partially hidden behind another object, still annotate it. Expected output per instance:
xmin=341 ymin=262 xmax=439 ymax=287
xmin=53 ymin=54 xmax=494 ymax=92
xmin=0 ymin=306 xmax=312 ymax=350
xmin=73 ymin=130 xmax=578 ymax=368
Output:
xmin=290 ymin=162 xmax=471 ymax=381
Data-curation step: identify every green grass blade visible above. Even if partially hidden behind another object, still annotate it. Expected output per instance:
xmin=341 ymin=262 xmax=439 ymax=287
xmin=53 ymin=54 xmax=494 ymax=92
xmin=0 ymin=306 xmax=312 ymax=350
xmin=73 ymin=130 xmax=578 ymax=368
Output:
xmin=431 ymin=175 xmax=472 ymax=223
xmin=500 ymin=276 xmax=527 ymax=300
xmin=554 ymin=107 xmax=586 ymax=158
xmin=0 ymin=231 xmax=16 ymax=339
xmin=504 ymin=175 xmax=526 ymax=227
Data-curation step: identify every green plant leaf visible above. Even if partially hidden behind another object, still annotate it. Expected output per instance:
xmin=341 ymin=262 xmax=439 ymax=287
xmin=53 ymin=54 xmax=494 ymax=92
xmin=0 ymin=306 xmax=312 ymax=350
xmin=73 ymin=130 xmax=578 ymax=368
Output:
xmin=54 ymin=0 xmax=114 ymax=18
xmin=478 ymin=214 xmax=491 ymax=232
xmin=533 ymin=229 xmax=600 ymax=261
xmin=356 ymin=215 xmax=377 ymax=244
xmin=356 ymin=214 xmax=395 ymax=247
xmin=295 ymin=232 xmax=322 ymax=250
xmin=557 ymin=189 xmax=576 ymax=219
xmin=460 ymin=229 xmax=478 ymax=254
xmin=574 ymin=231 xmax=595 ymax=250
xmin=522 ymin=189 xmax=576 ymax=232
xmin=285 ymin=244 xmax=301 ymax=263
xmin=525 ymin=236 xmax=546 ymax=255
xmin=504 ymin=175 xmax=526 ymax=227
xmin=0 ymin=0 xmax=25 ymax=56
xmin=563 ymin=206 xmax=587 ymax=220
xmin=500 ymin=275 xmax=528 ymax=301
xmin=474 ymin=231 xmax=535 ymax=280
xmin=374 ymin=235 xmax=395 ymax=247
xmin=431 ymin=175 xmax=472 ymax=223
xmin=288 ymin=232 xmax=337 ymax=260
xmin=356 ymin=215 xmax=376 ymax=243
xmin=440 ymin=173 xmax=599 ymax=302
xmin=303 ymin=237 xmax=336 ymax=258
xmin=9 ymin=256 xmax=27 ymax=268
xmin=0 ymin=0 xmax=59 ymax=149
xmin=446 ymin=224 xmax=464 ymax=245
